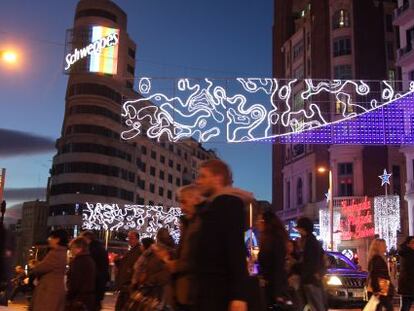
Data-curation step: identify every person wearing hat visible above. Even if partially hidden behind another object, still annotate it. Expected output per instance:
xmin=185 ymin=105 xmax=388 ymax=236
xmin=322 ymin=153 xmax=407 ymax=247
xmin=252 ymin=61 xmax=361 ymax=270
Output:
xmin=296 ymin=217 xmax=327 ymax=311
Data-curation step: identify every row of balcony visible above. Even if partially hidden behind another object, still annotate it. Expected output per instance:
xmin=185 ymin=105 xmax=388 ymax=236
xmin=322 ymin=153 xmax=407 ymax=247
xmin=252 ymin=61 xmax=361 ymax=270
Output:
xmin=393 ymin=0 xmax=414 ymax=26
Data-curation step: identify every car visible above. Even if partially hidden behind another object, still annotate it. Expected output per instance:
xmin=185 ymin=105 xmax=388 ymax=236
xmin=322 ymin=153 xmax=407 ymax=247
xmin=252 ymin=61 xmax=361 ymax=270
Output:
xmin=324 ymin=251 xmax=368 ymax=309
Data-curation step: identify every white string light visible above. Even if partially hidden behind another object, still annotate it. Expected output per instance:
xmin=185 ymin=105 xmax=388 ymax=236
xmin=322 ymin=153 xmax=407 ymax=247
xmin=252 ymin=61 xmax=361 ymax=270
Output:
xmin=319 ymin=208 xmax=341 ymax=250
xmin=121 ymin=78 xmax=413 ymax=143
xmin=82 ymin=202 xmax=182 ymax=242
xmin=374 ymin=195 xmax=400 ymax=251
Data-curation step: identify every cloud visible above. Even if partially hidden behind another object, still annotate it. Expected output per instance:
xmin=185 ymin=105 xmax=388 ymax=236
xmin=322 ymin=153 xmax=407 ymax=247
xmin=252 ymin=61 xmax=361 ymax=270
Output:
xmin=4 ymin=187 xmax=46 ymax=201
xmin=0 ymin=128 xmax=55 ymax=157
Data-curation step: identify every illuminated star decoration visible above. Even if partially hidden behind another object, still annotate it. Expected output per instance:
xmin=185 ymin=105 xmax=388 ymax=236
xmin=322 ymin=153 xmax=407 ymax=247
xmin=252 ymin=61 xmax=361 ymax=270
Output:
xmin=378 ymin=169 xmax=392 ymax=187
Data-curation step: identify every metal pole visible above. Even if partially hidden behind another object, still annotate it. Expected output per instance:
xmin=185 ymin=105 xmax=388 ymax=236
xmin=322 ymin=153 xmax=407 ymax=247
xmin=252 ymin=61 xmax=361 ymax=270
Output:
xmin=105 ymin=229 xmax=109 ymax=250
xmin=329 ymin=170 xmax=334 ymax=251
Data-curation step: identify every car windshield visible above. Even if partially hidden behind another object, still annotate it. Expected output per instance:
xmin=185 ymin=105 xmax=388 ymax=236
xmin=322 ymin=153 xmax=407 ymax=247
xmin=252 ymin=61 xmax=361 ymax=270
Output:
xmin=327 ymin=254 xmax=353 ymax=270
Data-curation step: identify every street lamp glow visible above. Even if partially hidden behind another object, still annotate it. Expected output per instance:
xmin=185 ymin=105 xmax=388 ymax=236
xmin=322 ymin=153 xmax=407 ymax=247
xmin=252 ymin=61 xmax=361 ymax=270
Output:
xmin=1 ymin=50 xmax=17 ymax=64
xmin=317 ymin=166 xmax=328 ymax=173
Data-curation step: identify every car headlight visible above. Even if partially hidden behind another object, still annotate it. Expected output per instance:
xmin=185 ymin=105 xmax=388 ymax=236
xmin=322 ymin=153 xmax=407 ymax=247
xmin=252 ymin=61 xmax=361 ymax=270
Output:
xmin=327 ymin=276 xmax=342 ymax=286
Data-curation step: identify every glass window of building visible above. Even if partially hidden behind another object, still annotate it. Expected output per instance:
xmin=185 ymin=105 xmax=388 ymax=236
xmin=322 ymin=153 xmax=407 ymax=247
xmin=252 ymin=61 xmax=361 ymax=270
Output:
xmin=385 ymin=14 xmax=393 ymax=33
xmin=159 ymin=187 xmax=164 ymax=196
xmin=332 ymin=10 xmax=350 ymax=29
xmin=338 ymin=162 xmax=353 ymax=196
xmin=160 ymin=155 xmax=165 ymax=164
xmin=150 ymin=166 xmax=156 ymax=176
xmin=386 ymin=42 xmax=394 ymax=60
xmin=296 ymin=178 xmax=303 ymax=206
xmin=177 ymin=164 xmax=181 ymax=172
xmin=167 ymin=190 xmax=172 ymax=200
xmin=334 ymin=64 xmax=352 ymax=79
xmin=333 ymin=37 xmax=351 ymax=57
xmin=169 ymin=159 xmax=174 ymax=168
xmin=159 ymin=170 xmax=165 ymax=180
xmin=151 ymin=150 xmax=156 ymax=160
xmin=176 ymin=178 xmax=181 ymax=186
xmin=141 ymin=146 xmax=147 ymax=155
xmin=168 ymin=174 xmax=173 ymax=183
xmin=150 ymin=183 xmax=155 ymax=193
xmin=286 ymin=181 xmax=291 ymax=209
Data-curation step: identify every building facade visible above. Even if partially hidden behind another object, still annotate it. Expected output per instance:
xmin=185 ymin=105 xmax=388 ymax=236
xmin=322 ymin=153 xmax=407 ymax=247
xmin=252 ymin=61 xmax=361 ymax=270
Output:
xmin=19 ymin=200 xmax=49 ymax=264
xmin=272 ymin=0 xmax=409 ymax=250
xmin=47 ymin=0 xmax=216 ymax=237
xmin=394 ymin=0 xmax=414 ymax=235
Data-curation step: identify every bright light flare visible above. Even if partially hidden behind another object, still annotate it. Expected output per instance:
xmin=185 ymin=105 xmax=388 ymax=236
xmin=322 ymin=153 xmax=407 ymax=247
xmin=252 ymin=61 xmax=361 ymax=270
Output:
xmin=1 ymin=50 xmax=18 ymax=64
xmin=317 ymin=166 xmax=328 ymax=173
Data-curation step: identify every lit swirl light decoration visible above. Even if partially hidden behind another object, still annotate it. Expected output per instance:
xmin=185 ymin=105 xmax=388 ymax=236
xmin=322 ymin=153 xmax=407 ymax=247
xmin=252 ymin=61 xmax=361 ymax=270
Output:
xmin=82 ymin=203 xmax=182 ymax=242
xmin=121 ymin=78 xmax=414 ymax=144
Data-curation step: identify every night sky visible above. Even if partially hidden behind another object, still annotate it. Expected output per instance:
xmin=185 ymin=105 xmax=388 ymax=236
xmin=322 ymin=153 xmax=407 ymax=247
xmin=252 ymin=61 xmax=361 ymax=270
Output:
xmin=0 ymin=0 xmax=273 ymax=218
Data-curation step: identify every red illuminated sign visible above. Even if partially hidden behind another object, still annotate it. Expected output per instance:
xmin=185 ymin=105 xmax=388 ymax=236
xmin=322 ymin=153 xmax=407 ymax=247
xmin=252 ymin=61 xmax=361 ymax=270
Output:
xmin=340 ymin=197 xmax=375 ymax=240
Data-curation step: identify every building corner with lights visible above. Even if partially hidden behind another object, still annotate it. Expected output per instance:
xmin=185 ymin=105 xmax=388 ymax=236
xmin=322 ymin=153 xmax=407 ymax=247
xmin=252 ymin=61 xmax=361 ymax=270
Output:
xmin=272 ymin=0 xmax=413 ymax=268
xmin=37 ymin=0 xmax=218 ymax=256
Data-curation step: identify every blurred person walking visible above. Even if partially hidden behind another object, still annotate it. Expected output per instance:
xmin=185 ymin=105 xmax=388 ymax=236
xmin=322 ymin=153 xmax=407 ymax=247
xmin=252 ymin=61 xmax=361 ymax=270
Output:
xmin=295 ymin=217 xmax=326 ymax=311
xmin=257 ymin=211 xmax=289 ymax=308
xmin=81 ymin=231 xmax=109 ymax=311
xmin=366 ymin=238 xmax=394 ymax=311
xmin=398 ymin=236 xmax=414 ymax=311
xmin=66 ymin=237 xmax=96 ymax=311
xmin=155 ymin=185 xmax=204 ymax=311
xmin=195 ymin=159 xmax=251 ymax=311
xmin=8 ymin=265 xmax=28 ymax=302
xmin=30 ymin=229 xmax=68 ymax=311
xmin=115 ymin=230 xmax=142 ymax=311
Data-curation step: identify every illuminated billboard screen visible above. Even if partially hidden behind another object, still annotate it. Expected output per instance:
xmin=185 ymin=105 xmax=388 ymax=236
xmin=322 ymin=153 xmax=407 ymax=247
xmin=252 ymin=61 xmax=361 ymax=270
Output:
xmin=64 ymin=26 xmax=119 ymax=75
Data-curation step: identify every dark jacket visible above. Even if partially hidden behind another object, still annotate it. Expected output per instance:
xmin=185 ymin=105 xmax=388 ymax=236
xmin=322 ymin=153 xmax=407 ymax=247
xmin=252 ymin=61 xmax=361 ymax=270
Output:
xmin=258 ymin=235 xmax=288 ymax=299
xmin=66 ymin=252 xmax=96 ymax=311
xmin=368 ymin=255 xmax=394 ymax=296
xmin=300 ymin=234 xmax=325 ymax=285
xmin=398 ymin=245 xmax=414 ymax=296
xmin=88 ymin=240 xmax=109 ymax=301
xmin=174 ymin=215 xmax=201 ymax=305
xmin=195 ymin=194 xmax=249 ymax=311
xmin=115 ymin=244 xmax=142 ymax=290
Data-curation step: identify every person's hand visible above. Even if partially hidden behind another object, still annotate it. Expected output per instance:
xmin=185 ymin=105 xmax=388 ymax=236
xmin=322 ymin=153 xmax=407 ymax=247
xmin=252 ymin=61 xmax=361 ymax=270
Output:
xmin=23 ymin=278 xmax=29 ymax=285
xmin=228 ymin=300 xmax=247 ymax=311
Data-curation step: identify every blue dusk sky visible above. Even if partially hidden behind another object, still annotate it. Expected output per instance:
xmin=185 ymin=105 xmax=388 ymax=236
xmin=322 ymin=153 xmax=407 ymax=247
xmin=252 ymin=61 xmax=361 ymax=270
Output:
xmin=0 ymin=0 xmax=273 ymax=218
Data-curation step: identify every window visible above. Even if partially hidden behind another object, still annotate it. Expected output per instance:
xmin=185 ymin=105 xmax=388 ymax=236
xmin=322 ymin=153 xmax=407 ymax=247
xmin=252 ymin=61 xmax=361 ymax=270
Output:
xmin=128 ymin=48 xmax=136 ymax=59
xmin=332 ymin=10 xmax=350 ymax=29
xmin=169 ymin=144 xmax=174 ymax=152
xmin=333 ymin=38 xmax=351 ymax=57
xmin=336 ymin=98 xmax=354 ymax=114
xmin=410 ymin=70 xmax=414 ymax=81
xmin=176 ymin=178 xmax=181 ymax=186
xmin=167 ymin=190 xmax=172 ymax=200
xmin=177 ymin=149 xmax=182 ymax=156
xmin=338 ymin=162 xmax=353 ymax=196
xmin=67 ymin=83 xmax=122 ymax=105
xmin=127 ymin=64 xmax=135 ymax=76
xmin=293 ymin=41 xmax=304 ymax=60
xmin=286 ymin=181 xmax=291 ymax=210
xmin=334 ymin=65 xmax=352 ymax=79
xmin=65 ymin=124 xmax=119 ymax=140
xmin=141 ymin=146 xmax=147 ymax=155
xmin=160 ymin=155 xmax=165 ymax=164
xmin=296 ymin=178 xmax=303 ymax=206
xmin=149 ymin=200 xmax=154 ymax=206
xmin=60 ymin=143 xmax=131 ymax=162
xmin=75 ymin=9 xmax=117 ymax=22
xmin=159 ymin=170 xmax=165 ymax=180
xmin=140 ymin=180 xmax=145 ymax=190
xmin=150 ymin=183 xmax=155 ymax=193
xmin=68 ymin=105 xmax=121 ymax=123
xmin=168 ymin=174 xmax=173 ymax=183
xmin=386 ymin=42 xmax=394 ymax=60
xmin=137 ymin=197 xmax=144 ymax=205
xmin=141 ymin=163 xmax=146 ymax=173
xmin=308 ymin=172 xmax=313 ymax=202
xmin=388 ymin=70 xmax=396 ymax=88
xmin=151 ymin=150 xmax=156 ymax=160
xmin=184 ymin=153 xmax=188 ymax=160
xmin=52 ymin=162 xmax=135 ymax=182
xmin=168 ymin=159 xmax=174 ymax=168
xmin=150 ymin=166 xmax=156 ymax=176
xmin=177 ymin=164 xmax=182 ymax=172
xmin=293 ymin=66 xmax=304 ymax=79
xmin=50 ymin=183 xmax=133 ymax=201
xmin=385 ymin=14 xmax=393 ymax=33
xmin=159 ymin=187 xmax=164 ymax=196
xmin=392 ymin=165 xmax=401 ymax=195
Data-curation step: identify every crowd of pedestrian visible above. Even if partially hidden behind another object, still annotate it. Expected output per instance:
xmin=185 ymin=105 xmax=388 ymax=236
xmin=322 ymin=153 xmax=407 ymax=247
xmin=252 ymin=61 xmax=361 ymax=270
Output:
xmin=2 ymin=159 xmax=414 ymax=311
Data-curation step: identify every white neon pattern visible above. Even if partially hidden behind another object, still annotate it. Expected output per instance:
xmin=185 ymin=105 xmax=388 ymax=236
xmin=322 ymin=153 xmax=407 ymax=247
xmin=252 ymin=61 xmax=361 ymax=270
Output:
xmin=82 ymin=203 xmax=182 ymax=242
xmin=374 ymin=195 xmax=400 ymax=251
xmin=379 ymin=169 xmax=392 ymax=186
xmin=319 ymin=208 xmax=341 ymax=251
xmin=121 ymin=78 xmax=414 ymax=143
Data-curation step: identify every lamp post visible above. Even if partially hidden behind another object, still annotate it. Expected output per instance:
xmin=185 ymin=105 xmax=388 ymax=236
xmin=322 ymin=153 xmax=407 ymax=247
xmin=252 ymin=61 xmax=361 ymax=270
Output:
xmin=318 ymin=166 xmax=334 ymax=250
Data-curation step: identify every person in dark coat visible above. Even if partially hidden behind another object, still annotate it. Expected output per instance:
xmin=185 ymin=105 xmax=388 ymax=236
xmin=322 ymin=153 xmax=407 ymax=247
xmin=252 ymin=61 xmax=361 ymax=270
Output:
xmin=296 ymin=217 xmax=326 ymax=311
xmin=66 ymin=237 xmax=96 ymax=311
xmin=367 ymin=238 xmax=394 ymax=311
xmin=114 ymin=230 xmax=142 ymax=311
xmin=398 ymin=236 xmax=414 ymax=311
xmin=257 ymin=210 xmax=289 ymax=307
xmin=9 ymin=266 xmax=28 ymax=302
xmin=81 ymin=231 xmax=109 ymax=311
xmin=31 ymin=229 xmax=68 ymax=311
xmin=195 ymin=159 xmax=251 ymax=311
